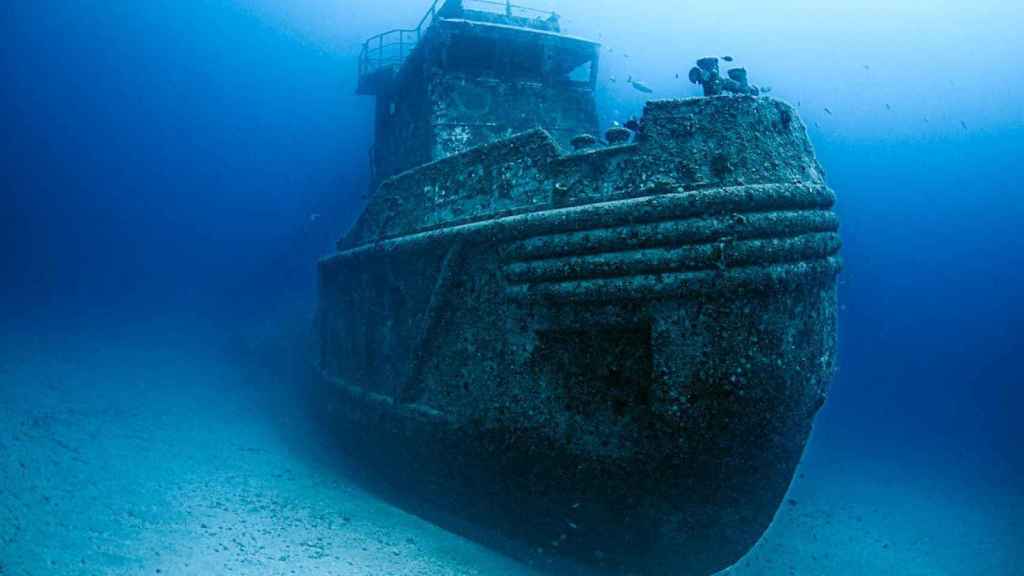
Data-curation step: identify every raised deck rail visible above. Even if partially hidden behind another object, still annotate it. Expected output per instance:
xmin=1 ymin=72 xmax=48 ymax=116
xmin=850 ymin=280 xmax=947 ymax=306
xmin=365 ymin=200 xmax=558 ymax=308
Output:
xmin=357 ymin=0 xmax=559 ymax=93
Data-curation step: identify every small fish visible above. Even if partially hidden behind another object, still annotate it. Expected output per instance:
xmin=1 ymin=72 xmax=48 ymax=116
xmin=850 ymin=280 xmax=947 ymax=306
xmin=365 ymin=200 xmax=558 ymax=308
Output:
xmin=760 ymin=86 xmax=772 ymax=94
xmin=823 ymin=107 xmax=833 ymax=116
xmin=627 ymin=76 xmax=653 ymax=94
xmin=863 ymin=64 xmax=871 ymax=70
xmin=310 ymin=213 xmax=321 ymax=222
xmin=960 ymin=120 xmax=968 ymax=130
xmin=722 ymin=56 xmax=734 ymax=62
xmin=609 ymin=76 xmax=616 ymax=83
xmin=885 ymin=103 xmax=891 ymax=111
xmin=675 ymin=73 xmax=679 ymax=79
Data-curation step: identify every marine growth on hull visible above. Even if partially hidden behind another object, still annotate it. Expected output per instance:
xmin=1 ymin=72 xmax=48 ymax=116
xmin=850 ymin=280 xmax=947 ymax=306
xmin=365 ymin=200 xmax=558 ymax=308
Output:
xmin=318 ymin=1 xmax=840 ymax=574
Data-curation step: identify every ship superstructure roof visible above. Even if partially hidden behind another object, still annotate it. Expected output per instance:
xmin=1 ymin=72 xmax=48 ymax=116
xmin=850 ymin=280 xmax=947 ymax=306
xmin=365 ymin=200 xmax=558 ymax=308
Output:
xmin=357 ymin=0 xmax=599 ymax=95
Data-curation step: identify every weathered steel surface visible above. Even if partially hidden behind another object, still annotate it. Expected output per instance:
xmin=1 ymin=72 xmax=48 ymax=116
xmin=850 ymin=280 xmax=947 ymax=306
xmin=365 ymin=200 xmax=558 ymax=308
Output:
xmin=367 ymin=15 xmax=599 ymax=185
xmin=317 ymin=95 xmax=840 ymax=575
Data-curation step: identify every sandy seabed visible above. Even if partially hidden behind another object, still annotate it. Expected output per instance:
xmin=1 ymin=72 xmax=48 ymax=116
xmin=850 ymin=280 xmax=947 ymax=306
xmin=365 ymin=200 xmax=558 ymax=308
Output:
xmin=1 ymin=327 xmax=1019 ymax=575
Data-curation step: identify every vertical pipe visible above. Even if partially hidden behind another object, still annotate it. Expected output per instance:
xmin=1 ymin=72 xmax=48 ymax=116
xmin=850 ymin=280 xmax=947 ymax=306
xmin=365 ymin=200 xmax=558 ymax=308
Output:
xmin=506 ymin=0 xmax=512 ymax=17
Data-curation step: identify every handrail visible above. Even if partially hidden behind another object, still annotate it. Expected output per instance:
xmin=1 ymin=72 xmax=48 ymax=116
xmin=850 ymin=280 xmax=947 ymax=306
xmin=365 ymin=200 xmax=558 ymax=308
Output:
xmin=465 ymin=0 xmax=557 ymax=19
xmin=358 ymin=0 xmax=559 ymax=87
xmin=358 ymin=0 xmax=440 ymax=84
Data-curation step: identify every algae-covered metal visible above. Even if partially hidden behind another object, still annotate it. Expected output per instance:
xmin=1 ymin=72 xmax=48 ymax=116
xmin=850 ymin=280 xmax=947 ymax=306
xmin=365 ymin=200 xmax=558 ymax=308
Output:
xmin=357 ymin=0 xmax=599 ymax=187
xmin=318 ymin=3 xmax=839 ymax=575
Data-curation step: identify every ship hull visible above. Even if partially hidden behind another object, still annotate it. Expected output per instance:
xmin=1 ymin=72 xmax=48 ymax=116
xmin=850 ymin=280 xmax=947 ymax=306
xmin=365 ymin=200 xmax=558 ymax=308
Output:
xmin=317 ymin=97 xmax=840 ymax=575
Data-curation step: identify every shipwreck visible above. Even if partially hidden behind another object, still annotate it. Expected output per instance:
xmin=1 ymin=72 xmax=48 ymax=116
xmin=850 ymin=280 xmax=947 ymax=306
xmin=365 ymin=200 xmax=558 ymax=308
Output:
xmin=316 ymin=1 xmax=840 ymax=574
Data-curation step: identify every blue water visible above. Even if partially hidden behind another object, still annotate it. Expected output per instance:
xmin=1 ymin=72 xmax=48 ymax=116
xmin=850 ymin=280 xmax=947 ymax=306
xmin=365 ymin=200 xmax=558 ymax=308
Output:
xmin=3 ymin=1 xmax=1021 ymax=574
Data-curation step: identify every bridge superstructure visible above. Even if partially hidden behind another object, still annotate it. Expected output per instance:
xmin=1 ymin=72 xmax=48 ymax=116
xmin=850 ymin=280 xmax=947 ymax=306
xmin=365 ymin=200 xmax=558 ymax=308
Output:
xmin=356 ymin=0 xmax=600 ymax=185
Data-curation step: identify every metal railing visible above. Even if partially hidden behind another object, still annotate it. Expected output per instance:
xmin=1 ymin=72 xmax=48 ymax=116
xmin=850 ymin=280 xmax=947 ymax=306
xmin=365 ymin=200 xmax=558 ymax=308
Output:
xmin=464 ymin=0 xmax=558 ymax=19
xmin=357 ymin=0 xmax=441 ymax=84
xmin=358 ymin=0 xmax=559 ymax=85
